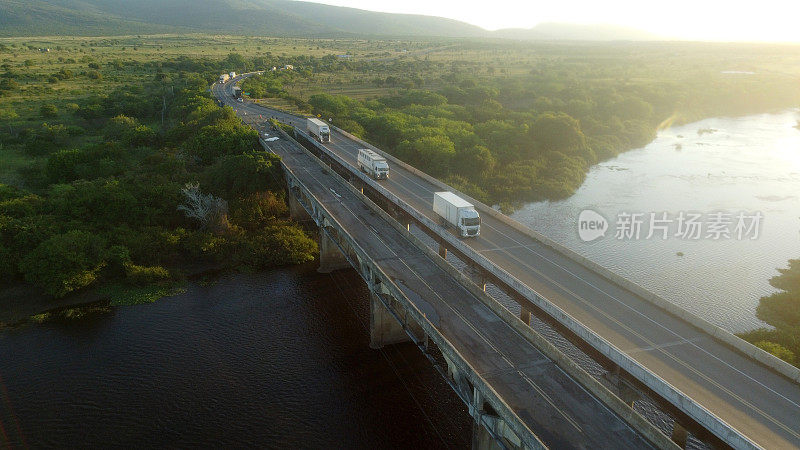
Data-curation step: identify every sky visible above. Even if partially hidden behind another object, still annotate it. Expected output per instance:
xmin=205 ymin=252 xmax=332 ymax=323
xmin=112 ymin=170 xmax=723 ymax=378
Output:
xmin=307 ymin=0 xmax=800 ymax=42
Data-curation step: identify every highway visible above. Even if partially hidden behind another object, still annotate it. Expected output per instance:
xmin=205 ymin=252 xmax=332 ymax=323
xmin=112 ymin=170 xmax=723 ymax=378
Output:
xmin=249 ymin=106 xmax=656 ymax=448
xmin=213 ymin=78 xmax=800 ymax=449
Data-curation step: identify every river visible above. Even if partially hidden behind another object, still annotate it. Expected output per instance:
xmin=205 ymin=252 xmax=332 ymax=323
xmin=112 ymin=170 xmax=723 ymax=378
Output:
xmin=512 ymin=109 xmax=800 ymax=332
xmin=0 ymin=266 xmax=470 ymax=448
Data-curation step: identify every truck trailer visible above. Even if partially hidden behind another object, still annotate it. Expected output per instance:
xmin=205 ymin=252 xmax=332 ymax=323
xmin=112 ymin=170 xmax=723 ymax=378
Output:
xmin=307 ymin=118 xmax=331 ymax=143
xmin=433 ymin=191 xmax=480 ymax=237
xmin=357 ymin=148 xmax=389 ymax=180
xmin=229 ymin=71 xmax=236 ymax=79
xmin=232 ymin=86 xmax=242 ymax=98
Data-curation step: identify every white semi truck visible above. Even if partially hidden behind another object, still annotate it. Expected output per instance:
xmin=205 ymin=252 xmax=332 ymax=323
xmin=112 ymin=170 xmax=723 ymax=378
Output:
xmin=433 ymin=191 xmax=480 ymax=237
xmin=229 ymin=71 xmax=236 ymax=79
xmin=218 ymin=73 xmax=230 ymax=83
xmin=357 ymin=149 xmax=389 ymax=180
xmin=307 ymin=118 xmax=331 ymax=143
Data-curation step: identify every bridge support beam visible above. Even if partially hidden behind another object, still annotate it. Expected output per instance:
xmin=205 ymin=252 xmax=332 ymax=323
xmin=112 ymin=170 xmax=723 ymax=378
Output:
xmin=318 ymin=229 xmax=351 ymax=273
xmin=472 ymin=421 xmax=503 ymax=450
xmin=471 ymin=389 xmax=522 ymax=450
xmin=671 ymin=422 xmax=688 ymax=449
xmin=287 ymin=192 xmax=311 ymax=221
xmin=520 ymin=307 xmax=532 ymax=325
xmin=369 ymin=292 xmax=411 ymax=349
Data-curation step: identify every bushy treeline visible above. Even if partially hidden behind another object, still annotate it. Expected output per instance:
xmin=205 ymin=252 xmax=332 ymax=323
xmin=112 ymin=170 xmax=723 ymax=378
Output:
xmin=0 ymin=71 xmax=316 ymax=298
xmin=240 ymin=49 xmax=800 ymax=209
xmin=739 ymin=260 xmax=800 ymax=366
xmin=305 ymin=76 xmax=799 ymax=209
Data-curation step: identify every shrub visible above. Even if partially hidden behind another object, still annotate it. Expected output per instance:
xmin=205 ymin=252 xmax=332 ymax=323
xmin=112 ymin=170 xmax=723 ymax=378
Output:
xmin=18 ymin=230 xmax=107 ymax=297
xmin=40 ymin=103 xmax=58 ymax=118
xmin=230 ymin=191 xmax=288 ymax=230
xmin=124 ymin=262 xmax=171 ymax=286
xmin=754 ymin=341 xmax=795 ymax=364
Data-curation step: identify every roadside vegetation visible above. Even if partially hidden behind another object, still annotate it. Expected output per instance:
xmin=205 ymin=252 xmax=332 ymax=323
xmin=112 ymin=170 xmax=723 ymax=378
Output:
xmin=738 ymin=260 xmax=800 ymax=367
xmin=239 ymin=41 xmax=800 ymax=209
xmin=0 ymin=37 xmax=321 ymax=318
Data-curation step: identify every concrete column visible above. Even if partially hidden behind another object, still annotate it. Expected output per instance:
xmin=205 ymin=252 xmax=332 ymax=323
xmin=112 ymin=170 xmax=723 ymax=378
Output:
xmin=287 ymin=192 xmax=311 ymax=221
xmin=472 ymin=419 xmax=503 ymax=450
xmin=671 ymin=422 xmax=688 ymax=448
xmin=520 ymin=307 xmax=531 ymax=325
xmin=318 ymin=229 xmax=350 ymax=273
xmin=369 ymin=292 xmax=410 ymax=349
xmin=438 ymin=243 xmax=448 ymax=259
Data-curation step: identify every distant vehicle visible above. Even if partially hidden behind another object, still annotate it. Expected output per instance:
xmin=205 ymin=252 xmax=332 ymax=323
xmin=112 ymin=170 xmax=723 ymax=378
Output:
xmin=433 ymin=191 xmax=480 ymax=237
xmin=218 ymin=73 xmax=229 ymax=83
xmin=232 ymin=86 xmax=242 ymax=98
xmin=307 ymin=118 xmax=331 ymax=143
xmin=229 ymin=71 xmax=236 ymax=78
xmin=357 ymin=148 xmax=389 ymax=180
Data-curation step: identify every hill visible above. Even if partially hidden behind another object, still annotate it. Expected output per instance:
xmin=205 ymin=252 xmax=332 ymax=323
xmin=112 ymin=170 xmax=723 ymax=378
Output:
xmin=0 ymin=0 xmax=486 ymax=37
xmin=0 ymin=0 xmax=656 ymax=40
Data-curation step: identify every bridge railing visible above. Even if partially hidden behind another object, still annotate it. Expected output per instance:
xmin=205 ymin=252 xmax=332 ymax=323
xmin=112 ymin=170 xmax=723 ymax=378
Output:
xmin=292 ymin=125 xmax=763 ymax=449
xmin=268 ymin=128 xmax=547 ymax=450
xmin=329 ymin=124 xmax=800 ymax=386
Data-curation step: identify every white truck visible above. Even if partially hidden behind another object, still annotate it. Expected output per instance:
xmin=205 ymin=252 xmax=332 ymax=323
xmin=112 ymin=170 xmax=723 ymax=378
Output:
xmin=307 ymin=118 xmax=331 ymax=143
xmin=433 ymin=191 xmax=480 ymax=237
xmin=229 ymin=71 xmax=236 ymax=79
xmin=218 ymin=73 xmax=230 ymax=83
xmin=357 ymin=149 xmax=389 ymax=180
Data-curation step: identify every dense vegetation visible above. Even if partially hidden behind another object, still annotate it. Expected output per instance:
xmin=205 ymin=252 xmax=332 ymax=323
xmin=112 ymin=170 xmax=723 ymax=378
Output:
xmin=240 ymin=44 xmax=800 ymax=209
xmin=1 ymin=35 xmax=799 ymax=311
xmin=739 ymin=260 xmax=800 ymax=366
xmin=0 ymin=44 xmax=317 ymax=303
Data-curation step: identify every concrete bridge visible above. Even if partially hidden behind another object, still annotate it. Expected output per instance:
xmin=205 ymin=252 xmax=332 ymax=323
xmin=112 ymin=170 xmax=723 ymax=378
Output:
xmin=212 ymin=76 xmax=800 ymax=449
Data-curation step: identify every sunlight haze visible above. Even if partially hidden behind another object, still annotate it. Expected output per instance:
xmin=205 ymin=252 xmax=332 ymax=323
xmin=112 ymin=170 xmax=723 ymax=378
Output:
xmin=306 ymin=0 xmax=800 ymax=42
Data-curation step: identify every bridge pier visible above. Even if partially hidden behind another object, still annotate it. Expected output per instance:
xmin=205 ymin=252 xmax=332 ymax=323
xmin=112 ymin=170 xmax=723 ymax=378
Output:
xmin=471 ymin=389 xmax=522 ymax=450
xmin=473 ymin=421 xmax=503 ymax=450
xmin=519 ymin=306 xmax=532 ymax=325
xmin=369 ymin=292 xmax=411 ymax=349
xmin=287 ymin=191 xmax=311 ymax=221
xmin=671 ymin=422 xmax=689 ymax=448
xmin=318 ymin=229 xmax=351 ymax=273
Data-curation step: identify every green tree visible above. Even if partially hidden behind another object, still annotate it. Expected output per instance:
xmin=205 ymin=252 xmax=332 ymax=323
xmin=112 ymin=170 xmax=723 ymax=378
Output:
xmin=40 ymin=103 xmax=59 ymax=118
xmin=0 ymin=108 xmax=18 ymax=133
xmin=530 ymin=112 xmax=588 ymax=158
xmin=397 ymin=135 xmax=455 ymax=177
xmin=18 ymin=230 xmax=107 ymax=297
xmin=754 ymin=341 xmax=794 ymax=364
xmin=203 ymin=152 xmax=283 ymax=200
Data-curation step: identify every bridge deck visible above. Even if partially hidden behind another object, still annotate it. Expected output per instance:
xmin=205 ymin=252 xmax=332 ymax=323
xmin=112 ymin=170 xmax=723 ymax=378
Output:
xmin=213 ymin=79 xmax=800 ymax=449
xmin=258 ymin=121 xmax=654 ymax=448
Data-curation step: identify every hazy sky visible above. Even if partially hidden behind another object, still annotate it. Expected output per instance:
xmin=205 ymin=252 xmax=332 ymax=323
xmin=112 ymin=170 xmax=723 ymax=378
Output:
xmin=308 ymin=0 xmax=799 ymax=42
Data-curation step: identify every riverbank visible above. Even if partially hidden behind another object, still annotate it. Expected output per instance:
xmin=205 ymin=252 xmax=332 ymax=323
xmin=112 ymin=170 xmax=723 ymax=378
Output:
xmin=0 ymin=259 xmax=227 ymax=327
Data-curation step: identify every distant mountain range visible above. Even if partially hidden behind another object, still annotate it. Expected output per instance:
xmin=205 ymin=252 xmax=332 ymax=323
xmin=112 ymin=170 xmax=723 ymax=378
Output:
xmin=0 ymin=0 xmax=661 ymax=40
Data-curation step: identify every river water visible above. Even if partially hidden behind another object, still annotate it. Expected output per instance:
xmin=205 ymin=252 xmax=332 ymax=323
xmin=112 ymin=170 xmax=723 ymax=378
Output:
xmin=512 ymin=109 xmax=800 ymax=332
xmin=0 ymin=266 xmax=470 ymax=448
